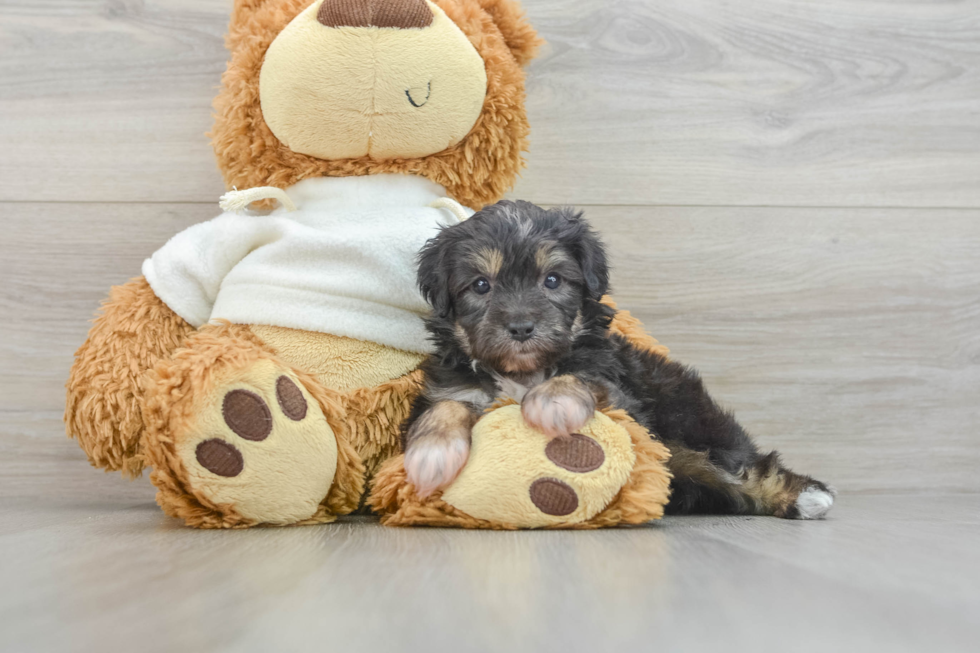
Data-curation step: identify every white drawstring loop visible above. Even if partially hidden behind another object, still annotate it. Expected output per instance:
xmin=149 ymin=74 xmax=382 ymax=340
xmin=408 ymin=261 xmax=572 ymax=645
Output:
xmin=429 ymin=197 xmax=471 ymax=222
xmin=219 ymin=187 xmax=297 ymax=214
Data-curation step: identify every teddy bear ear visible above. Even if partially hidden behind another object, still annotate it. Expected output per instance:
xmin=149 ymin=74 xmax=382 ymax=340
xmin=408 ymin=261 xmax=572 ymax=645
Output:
xmin=230 ymin=0 xmax=271 ymax=23
xmin=226 ymin=0 xmax=273 ymax=49
xmin=477 ymin=0 xmax=544 ymax=68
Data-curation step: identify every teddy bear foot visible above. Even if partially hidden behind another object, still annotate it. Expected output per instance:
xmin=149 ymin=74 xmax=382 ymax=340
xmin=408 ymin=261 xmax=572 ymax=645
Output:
xmin=370 ymin=404 xmax=672 ymax=529
xmin=141 ymin=325 xmax=362 ymax=528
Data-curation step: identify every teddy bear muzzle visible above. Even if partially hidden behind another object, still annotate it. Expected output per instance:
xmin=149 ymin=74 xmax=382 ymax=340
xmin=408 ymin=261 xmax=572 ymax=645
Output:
xmin=259 ymin=0 xmax=488 ymax=161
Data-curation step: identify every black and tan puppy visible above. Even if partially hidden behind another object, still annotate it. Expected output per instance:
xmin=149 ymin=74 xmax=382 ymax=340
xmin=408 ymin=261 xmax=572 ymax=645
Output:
xmin=403 ymin=200 xmax=835 ymax=519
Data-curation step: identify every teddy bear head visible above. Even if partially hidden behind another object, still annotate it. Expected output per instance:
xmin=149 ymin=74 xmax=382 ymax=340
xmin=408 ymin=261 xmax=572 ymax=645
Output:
xmin=212 ymin=0 xmax=542 ymax=209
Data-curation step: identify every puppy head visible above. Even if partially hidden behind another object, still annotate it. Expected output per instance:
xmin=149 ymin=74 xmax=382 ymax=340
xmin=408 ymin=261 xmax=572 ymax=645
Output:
xmin=418 ymin=200 xmax=609 ymax=373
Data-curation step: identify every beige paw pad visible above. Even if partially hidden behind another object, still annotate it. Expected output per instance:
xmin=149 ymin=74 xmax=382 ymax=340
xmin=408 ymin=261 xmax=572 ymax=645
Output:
xmin=179 ymin=360 xmax=338 ymax=525
xmin=440 ymin=405 xmax=635 ymax=528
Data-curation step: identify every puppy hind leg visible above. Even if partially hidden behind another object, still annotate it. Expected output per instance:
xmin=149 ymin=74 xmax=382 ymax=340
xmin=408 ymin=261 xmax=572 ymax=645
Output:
xmin=664 ymin=445 xmax=752 ymax=516
xmin=664 ymin=446 xmax=836 ymax=519
xmin=740 ymin=452 xmax=836 ymax=519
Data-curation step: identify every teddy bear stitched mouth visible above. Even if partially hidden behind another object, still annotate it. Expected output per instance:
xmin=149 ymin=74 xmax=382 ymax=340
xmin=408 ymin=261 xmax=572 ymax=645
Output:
xmin=406 ymin=81 xmax=432 ymax=108
xmin=344 ymin=81 xmax=432 ymax=116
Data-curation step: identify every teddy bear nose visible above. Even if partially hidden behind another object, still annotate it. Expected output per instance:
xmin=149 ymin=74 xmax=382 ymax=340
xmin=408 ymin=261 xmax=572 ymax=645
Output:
xmin=317 ymin=0 xmax=434 ymax=29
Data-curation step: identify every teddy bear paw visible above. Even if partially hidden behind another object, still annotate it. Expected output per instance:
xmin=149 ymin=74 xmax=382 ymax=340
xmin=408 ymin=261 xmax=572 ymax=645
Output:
xmin=437 ymin=405 xmax=635 ymax=527
xmin=161 ymin=359 xmax=340 ymax=526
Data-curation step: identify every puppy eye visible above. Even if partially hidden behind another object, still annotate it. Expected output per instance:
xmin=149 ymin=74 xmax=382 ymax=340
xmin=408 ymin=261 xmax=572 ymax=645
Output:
xmin=472 ymin=278 xmax=492 ymax=295
xmin=544 ymin=274 xmax=561 ymax=289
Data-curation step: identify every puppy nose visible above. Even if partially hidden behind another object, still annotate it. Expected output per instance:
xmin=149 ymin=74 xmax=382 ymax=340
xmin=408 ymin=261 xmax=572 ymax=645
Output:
xmin=507 ymin=321 xmax=536 ymax=342
xmin=317 ymin=0 xmax=434 ymax=29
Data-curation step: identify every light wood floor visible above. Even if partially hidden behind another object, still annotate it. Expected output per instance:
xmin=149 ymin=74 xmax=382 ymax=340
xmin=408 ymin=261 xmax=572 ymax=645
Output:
xmin=2 ymin=441 xmax=978 ymax=653
xmin=1 ymin=1 xmax=978 ymax=651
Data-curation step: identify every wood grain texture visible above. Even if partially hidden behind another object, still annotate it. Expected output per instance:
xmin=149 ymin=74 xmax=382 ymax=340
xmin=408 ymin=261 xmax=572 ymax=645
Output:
xmin=0 ymin=436 xmax=978 ymax=653
xmin=516 ymin=0 xmax=980 ymax=207
xmin=3 ymin=202 xmax=978 ymax=492
xmin=0 ymin=202 xmax=218 ymax=414
xmin=0 ymin=0 xmax=230 ymax=204
xmin=2 ymin=0 xmax=979 ymax=206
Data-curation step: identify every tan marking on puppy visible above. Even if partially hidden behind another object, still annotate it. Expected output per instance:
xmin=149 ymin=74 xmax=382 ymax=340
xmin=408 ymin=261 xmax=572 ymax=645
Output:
xmin=453 ymin=322 xmax=473 ymax=356
xmin=427 ymin=385 xmax=493 ymax=410
xmin=570 ymin=310 xmax=585 ymax=339
xmin=473 ymin=248 xmax=504 ymax=278
xmin=404 ymin=400 xmax=477 ymax=498
xmin=535 ymin=244 xmax=572 ymax=272
xmin=666 ymin=447 xmax=742 ymax=492
xmin=739 ymin=454 xmax=830 ymax=519
xmin=500 ymin=351 xmax=544 ymax=374
xmin=521 ymin=375 xmax=596 ymax=439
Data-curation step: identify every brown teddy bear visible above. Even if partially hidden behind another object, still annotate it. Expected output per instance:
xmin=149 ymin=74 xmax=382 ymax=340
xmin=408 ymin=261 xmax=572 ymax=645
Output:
xmin=65 ymin=0 xmax=672 ymax=529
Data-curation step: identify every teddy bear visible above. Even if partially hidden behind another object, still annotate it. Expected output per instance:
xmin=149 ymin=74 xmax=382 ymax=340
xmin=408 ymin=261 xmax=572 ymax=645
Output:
xmin=65 ymin=0 xmax=673 ymax=529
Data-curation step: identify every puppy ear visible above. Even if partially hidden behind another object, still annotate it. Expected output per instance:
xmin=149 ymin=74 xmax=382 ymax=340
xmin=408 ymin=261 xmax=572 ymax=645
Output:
xmin=478 ymin=0 xmax=544 ymax=68
xmin=417 ymin=232 xmax=454 ymax=317
xmin=558 ymin=207 xmax=610 ymax=301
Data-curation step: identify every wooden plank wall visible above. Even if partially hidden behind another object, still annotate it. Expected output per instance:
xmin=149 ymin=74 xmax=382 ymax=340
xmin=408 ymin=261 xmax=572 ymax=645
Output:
xmin=1 ymin=0 xmax=978 ymax=492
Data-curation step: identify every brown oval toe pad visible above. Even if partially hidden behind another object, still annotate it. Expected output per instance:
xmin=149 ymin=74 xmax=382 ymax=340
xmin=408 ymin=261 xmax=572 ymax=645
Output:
xmin=196 ymin=439 xmax=244 ymax=477
xmin=276 ymin=376 xmax=308 ymax=421
xmin=529 ymin=478 xmax=579 ymax=516
xmin=223 ymin=389 xmax=272 ymax=441
xmin=546 ymin=433 xmax=605 ymax=472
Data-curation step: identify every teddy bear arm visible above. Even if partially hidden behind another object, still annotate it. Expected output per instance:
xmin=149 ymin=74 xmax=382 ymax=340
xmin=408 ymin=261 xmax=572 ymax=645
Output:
xmin=65 ymin=276 xmax=196 ymax=477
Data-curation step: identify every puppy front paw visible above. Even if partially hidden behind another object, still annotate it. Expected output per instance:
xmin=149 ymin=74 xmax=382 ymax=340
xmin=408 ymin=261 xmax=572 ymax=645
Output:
xmin=521 ymin=375 xmax=596 ymax=438
xmin=404 ymin=402 xmax=474 ymax=498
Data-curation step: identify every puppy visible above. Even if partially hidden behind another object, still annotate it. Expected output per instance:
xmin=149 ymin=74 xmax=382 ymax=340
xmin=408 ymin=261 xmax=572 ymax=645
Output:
xmin=402 ymin=200 xmax=835 ymax=519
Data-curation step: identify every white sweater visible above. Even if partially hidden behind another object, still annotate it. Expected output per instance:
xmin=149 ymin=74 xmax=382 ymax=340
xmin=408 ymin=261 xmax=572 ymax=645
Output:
xmin=142 ymin=174 xmax=470 ymax=354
